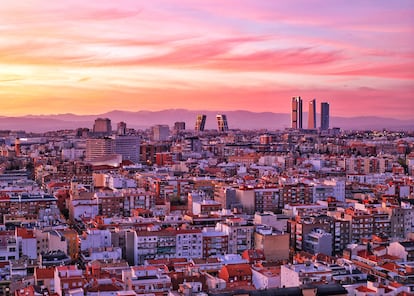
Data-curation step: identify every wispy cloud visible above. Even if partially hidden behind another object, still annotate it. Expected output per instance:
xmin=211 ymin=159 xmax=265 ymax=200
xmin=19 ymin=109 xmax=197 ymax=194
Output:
xmin=0 ymin=0 xmax=412 ymax=119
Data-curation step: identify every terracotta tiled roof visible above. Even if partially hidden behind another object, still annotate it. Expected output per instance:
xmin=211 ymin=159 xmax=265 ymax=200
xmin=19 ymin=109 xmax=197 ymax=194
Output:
xmin=56 ymin=265 xmax=77 ymax=271
xmin=244 ymin=249 xmax=265 ymax=259
xmin=47 ymin=182 xmax=69 ymax=188
xmin=389 ymin=281 xmax=403 ymax=288
xmin=17 ymin=227 xmax=35 ymax=239
xmin=15 ymin=286 xmax=35 ymax=296
xmin=224 ymin=263 xmax=252 ymax=277
xmin=381 ymin=262 xmax=397 ymax=272
xmin=132 ymin=265 xmax=158 ymax=271
xmin=355 ymin=286 xmax=376 ymax=293
xmin=87 ymin=283 xmax=123 ymax=292
xmin=35 ymin=267 xmax=55 ymax=279
xmin=379 ymin=254 xmax=401 ymax=261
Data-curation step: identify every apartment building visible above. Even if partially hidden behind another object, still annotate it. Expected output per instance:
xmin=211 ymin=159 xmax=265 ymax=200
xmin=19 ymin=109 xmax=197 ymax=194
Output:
xmin=216 ymin=217 xmax=254 ymax=255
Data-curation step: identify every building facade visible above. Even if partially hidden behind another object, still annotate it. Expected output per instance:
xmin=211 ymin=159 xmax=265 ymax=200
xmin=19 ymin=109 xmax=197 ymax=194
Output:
xmin=291 ymin=96 xmax=303 ymax=129
xmin=321 ymin=102 xmax=330 ymax=130
xmin=308 ymin=99 xmax=316 ymax=129
xmin=85 ymin=138 xmax=115 ymax=162
xmin=195 ymin=114 xmax=207 ymax=132
xmin=216 ymin=114 xmax=229 ymax=132
xmin=93 ymin=118 xmax=112 ymax=136
xmin=152 ymin=125 xmax=170 ymax=141
xmin=115 ymin=136 xmax=140 ymax=163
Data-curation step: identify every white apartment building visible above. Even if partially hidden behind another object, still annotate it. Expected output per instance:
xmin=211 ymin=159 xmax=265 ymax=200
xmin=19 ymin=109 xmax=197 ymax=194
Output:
xmin=122 ymin=266 xmax=171 ymax=294
xmin=79 ymin=229 xmax=112 ymax=252
xmin=134 ymin=229 xmax=203 ymax=265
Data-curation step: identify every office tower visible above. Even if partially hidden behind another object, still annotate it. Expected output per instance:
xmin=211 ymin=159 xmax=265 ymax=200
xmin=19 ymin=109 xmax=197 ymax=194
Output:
xmin=174 ymin=121 xmax=186 ymax=131
xmin=14 ymin=138 xmax=21 ymax=156
xmin=195 ymin=114 xmax=206 ymax=132
xmin=93 ymin=118 xmax=112 ymax=136
xmin=116 ymin=122 xmax=127 ymax=136
xmin=291 ymin=96 xmax=303 ymax=129
xmin=152 ymin=125 xmax=170 ymax=141
xmin=115 ymin=136 xmax=140 ymax=163
xmin=85 ymin=138 xmax=115 ymax=161
xmin=14 ymin=138 xmax=21 ymax=157
xmin=216 ymin=114 xmax=229 ymax=132
xmin=321 ymin=102 xmax=330 ymax=130
xmin=308 ymin=99 xmax=317 ymax=129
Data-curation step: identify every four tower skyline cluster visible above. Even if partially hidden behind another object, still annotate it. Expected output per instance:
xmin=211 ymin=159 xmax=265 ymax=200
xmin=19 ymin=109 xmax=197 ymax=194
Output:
xmin=292 ymin=96 xmax=330 ymax=130
xmin=194 ymin=97 xmax=330 ymax=132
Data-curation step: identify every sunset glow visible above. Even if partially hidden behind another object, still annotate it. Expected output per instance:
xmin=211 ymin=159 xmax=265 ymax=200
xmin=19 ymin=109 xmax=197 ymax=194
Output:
xmin=0 ymin=1 xmax=413 ymax=119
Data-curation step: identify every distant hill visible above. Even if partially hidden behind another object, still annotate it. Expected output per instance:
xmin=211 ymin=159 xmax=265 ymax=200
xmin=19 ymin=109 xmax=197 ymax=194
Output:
xmin=0 ymin=109 xmax=412 ymax=132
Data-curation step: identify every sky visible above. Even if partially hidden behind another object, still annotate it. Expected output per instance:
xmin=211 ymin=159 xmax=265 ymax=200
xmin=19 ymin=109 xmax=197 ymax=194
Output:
xmin=0 ymin=0 xmax=413 ymax=119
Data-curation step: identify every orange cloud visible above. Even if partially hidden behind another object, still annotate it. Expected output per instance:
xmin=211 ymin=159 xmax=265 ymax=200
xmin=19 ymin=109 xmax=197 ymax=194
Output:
xmin=0 ymin=0 xmax=412 ymax=120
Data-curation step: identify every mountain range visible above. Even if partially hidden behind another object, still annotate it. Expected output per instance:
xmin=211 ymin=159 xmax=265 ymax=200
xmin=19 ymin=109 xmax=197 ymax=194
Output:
xmin=0 ymin=109 xmax=412 ymax=133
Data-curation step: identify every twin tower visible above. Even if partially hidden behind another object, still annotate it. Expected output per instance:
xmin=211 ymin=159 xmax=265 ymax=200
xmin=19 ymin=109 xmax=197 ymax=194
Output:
xmin=195 ymin=114 xmax=229 ymax=132
xmin=292 ymin=96 xmax=329 ymax=130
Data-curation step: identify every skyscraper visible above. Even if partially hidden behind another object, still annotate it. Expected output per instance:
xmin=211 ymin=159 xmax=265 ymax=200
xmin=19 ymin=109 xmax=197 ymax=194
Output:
xmin=93 ymin=118 xmax=112 ymax=136
xmin=115 ymin=136 xmax=140 ymax=163
xmin=216 ymin=114 xmax=229 ymax=132
xmin=116 ymin=121 xmax=127 ymax=136
xmin=15 ymin=138 xmax=21 ymax=157
xmin=152 ymin=125 xmax=170 ymax=141
xmin=291 ymin=96 xmax=303 ymax=129
xmin=321 ymin=102 xmax=330 ymax=130
xmin=195 ymin=114 xmax=206 ymax=132
xmin=85 ymin=138 xmax=115 ymax=161
xmin=308 ymin=99 xmax=316 ymax=129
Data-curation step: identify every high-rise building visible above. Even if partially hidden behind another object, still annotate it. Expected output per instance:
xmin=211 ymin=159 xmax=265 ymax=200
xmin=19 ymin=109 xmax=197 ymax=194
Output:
xmin=85 ymin=138 xmax=115 ymax=162
xmin=115 ymin=136 xmax=140 ymax=163
xmin=308 ymin=99 xmax=316 ymax=129
xmin=195 ymin=114 xmax=206 ymax=132
xmin=216 ymin=114 xmax=229 ymax=132
xmin=93 ymin=118 xmax=112 ymax=136
xmin=174 ymin=121 xmax=186 ymax=131
xmin=152 ymin=125 xmax=170 ymax=141
xmin=321 ymin=102 xmax=330 ymax=130
xmin=291 ymin=97 xmax=303 ymax=129
xmin=15 ymin=138 xmax=21 ymax=156
xmin=116 ymin=122 xmax=127 ymax=136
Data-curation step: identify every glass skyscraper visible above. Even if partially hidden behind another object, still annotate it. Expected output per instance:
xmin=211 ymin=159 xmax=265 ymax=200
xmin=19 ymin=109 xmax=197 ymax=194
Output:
xmin=321 ymin=102 xmax=330 ymax=130
xmin=308 ymin=99 xmax=316 ymax=129
xmin=291 ymin=96 xmax=303 ymax=129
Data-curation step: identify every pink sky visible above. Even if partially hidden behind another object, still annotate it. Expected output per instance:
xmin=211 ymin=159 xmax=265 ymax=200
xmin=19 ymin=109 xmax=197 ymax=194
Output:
xmin=0 ymin=0 xmax=413 ymax=119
